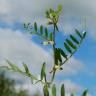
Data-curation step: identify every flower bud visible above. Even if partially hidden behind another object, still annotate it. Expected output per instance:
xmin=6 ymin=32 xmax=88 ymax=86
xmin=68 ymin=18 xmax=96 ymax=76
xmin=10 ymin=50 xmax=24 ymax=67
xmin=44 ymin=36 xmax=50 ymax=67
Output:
xmin=42 ymin=41 xmax=49 ymax=45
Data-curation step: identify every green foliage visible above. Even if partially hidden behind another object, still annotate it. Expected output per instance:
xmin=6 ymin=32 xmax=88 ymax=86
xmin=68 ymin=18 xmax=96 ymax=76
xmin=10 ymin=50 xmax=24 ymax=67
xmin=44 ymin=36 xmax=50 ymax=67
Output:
xmin=59 ymin=48 xmax=67 ymax=60
xmin=75 ymin=29 xmax=82 ymax=38
xmin=45 ymin=27 xmax=48 ymax=39
xmin=40 ymin=25 xmax=43 ymax=35
xmin=82 ymin=90 xmax=88 ymax=96
xmin=49 ymin=32 xmax=53 ymax=41
xmin=61 ymin=84 xmax=65 ymax=96
xmin=52 ymin=84 xmax=56 ymax=96
xmin=0 ymin=4 xmax=87 ymax=96
xmin=0 ymin=72 xmax=29 ymax=96
xmin=43 ymin=84 xmax=49 ymax=96
xmin=5 ymin=60 xmax=37 ymax=84
xmin=34 ymin=22 xmax=38 ymax=31
xmin=41 ymin=62 xmax=46 ymax=82
xmin=70 ymin=35 xmax=79 ymax=44
xmin=23 ymin=63 xmax=30 ymax=74
xmin=66 ymin=39 xmax=77 ymax=50
xmin=64 ymin=42 xmax=72 ymax=54
xmin=55 ymin=48 xmax=62 ymax=65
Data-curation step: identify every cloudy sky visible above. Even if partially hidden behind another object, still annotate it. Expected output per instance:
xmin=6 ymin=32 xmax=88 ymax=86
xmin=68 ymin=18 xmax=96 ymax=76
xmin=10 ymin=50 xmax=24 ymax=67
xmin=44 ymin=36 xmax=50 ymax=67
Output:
xmin=0 ymin=0 xmax=96 ymax=96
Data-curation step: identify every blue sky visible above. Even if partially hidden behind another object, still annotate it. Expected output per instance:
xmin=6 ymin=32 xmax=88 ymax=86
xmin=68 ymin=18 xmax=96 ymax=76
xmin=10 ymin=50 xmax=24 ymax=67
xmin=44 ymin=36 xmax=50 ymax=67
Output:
xmin=0 ymin=0 xmax=96 ymax=96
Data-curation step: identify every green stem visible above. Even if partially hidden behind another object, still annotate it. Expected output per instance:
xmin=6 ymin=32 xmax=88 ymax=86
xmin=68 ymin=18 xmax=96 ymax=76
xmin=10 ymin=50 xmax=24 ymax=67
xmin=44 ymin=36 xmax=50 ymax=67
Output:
xmin=51 ymin=24 xmax=57 ymax=83
xmin=53 ymin=25 xmax=56 ymax=65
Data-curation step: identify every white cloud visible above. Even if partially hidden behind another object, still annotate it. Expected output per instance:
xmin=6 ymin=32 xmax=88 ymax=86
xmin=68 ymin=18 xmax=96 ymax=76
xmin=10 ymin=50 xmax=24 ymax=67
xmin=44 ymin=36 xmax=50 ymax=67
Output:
xmin=0 ymin=28 xmax=53 ymax=74
xmin=0 ymin=0 xmax=10 ymax=14
xmin=0 ymin=0 xmax=96 ymax=23
xmin=0 ymin=0 xmax=54 ymax=24
xmin=0 ymin=0 xmax=96 ymax=39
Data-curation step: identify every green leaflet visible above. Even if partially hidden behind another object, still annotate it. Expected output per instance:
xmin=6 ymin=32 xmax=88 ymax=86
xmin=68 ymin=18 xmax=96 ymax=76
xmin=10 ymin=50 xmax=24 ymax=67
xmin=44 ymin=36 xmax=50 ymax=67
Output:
xmin=55 ymin=51 xmax=58 ymax=65
xmin=75 ymin=29 xmax=82 ymax=38
xmin=61 ymin=84 xmax=65 ymax=96
xmin=23 ymin=63 xmax=30 ymax=74
xmin=75 ymin=29 xmax=87 ymax=40
xmin=64 ymin=42 xmax=72 ymax=54
xmin=34 ymin=22 xmax=37 ymax=31
xmin=6 ymin=60 xmax=37 ymax=83
xmin=55 ymin=48 xmax=62 ymax=65
xmin=55 ymin=48 xmax=58 ymax=65
xmin=46 ymin=10 xmax=50 ymax=18
xmin=82 ymin=89 xmax=88 ymax=96
xmin=83 ymin=31 xmax=86 ymax=39
xmin=57 ymin=48 xmax=62 ymax=63
xmin=49 ymin=8 xmax=54 ymax=13
xmin=70 ymin=35 xmax=79 ymax=44
xmin=24 ymin=23 xmax=27 ymax=29
xmin=50 ymin=32 xmax=53 ymax=41
xmin=6 ymin=59 xmax=21 ymax=72
xmin=57 ymin=4 xmax=62 ymax=13
xmin=23 ymin=63 xmax=37 ymax=83
xmin=6 ymin=59 xmax=17 ymax=71
xmin=66 ymin=39 xmax=77 ymax=50
xmin=43 ymin=85 xmax=49 ymax=96
xmin=45 ymin=27 xmax=48 ymax=39
xmin=41 ymin=62 xmax=46 ymax=81
xmin=58 ymin=48 xmax=67 ymax=60
xmin=40 ymin=25 xmax=43 ymax=35
xmin=52 ymin=84 xmax=56 ymax=96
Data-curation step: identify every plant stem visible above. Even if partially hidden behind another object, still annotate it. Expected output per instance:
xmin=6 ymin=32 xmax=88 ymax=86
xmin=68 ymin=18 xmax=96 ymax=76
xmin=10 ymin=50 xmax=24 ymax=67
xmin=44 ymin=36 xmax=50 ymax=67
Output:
xmin=50 ymin=24 xmax=57 ymax=83
xmin=50 ymin=36 xmax=84 ymax=83
xmin=53 ymin=24 xmax=56 ymax=65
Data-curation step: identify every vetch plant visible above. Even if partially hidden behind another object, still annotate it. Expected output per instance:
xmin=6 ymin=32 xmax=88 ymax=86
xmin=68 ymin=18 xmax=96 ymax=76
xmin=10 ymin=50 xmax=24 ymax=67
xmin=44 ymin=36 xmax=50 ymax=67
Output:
xmin=1 ymin=5 xmax=88 ymax=96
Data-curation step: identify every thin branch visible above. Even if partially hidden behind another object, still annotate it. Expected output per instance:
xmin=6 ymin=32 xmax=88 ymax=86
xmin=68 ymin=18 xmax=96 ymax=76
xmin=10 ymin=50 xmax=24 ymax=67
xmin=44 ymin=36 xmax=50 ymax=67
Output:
xmin=31 ymin=31 xmax=50 ymax=41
